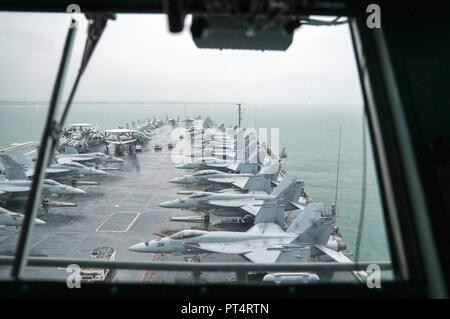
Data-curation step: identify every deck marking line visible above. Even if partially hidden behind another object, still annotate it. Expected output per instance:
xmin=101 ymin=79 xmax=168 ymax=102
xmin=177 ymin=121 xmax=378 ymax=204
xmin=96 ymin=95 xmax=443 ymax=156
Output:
xmin=95 ymin=212 xmax=141 ymax=233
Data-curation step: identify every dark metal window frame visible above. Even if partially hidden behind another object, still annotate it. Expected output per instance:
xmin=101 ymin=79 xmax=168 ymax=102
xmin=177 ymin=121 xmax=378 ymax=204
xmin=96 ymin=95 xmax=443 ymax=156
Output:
xmin=0 ymin=2 xmax=446 ymax=298
xmin=349 ymin=15 xmax=446 ymax=298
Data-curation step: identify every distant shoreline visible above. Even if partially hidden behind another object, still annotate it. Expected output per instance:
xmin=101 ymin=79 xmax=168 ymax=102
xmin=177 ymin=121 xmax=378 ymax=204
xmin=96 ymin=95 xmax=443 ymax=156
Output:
xmin=0 ymin=101 xmax=362 ymax=108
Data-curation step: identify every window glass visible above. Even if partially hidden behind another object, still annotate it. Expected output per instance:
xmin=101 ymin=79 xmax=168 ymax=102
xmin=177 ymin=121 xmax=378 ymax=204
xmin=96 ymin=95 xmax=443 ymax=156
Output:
xmin=0 ymin=12 xmax=392 ymax=285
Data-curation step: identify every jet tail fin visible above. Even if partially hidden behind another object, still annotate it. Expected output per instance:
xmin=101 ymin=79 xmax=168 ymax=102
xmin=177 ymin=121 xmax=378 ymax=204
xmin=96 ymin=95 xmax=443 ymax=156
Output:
xmin=236 ymin=162 xmax=258 ymax=174
xmin=0 ymin=154 xmax=28 ymax=180
xmin=257 ymin=148 xmax=266 ymax=165
xmin=65 ymin=146 xmax=79 ymax=154
xmin=282 ymin=181 xmax=304 ymax=210
xmin=36 ymin=145 xmax=58 ymax=163
xmin=0 ymin=154 xmax=23 ymax=169
xmin=243 ymin=177 xmax=271 ymax=194
xmin=271 ymin=175 xmax=296 ymax=199
xmin=14 ymin=152 xmax=32 ymax=167
xmin=288 ymin=203 xmax=334 ymax=247
xmin=254 ymin=203 xmax=285 ymax=227
xmin=258 ymin=160 xmax=280 ymax=181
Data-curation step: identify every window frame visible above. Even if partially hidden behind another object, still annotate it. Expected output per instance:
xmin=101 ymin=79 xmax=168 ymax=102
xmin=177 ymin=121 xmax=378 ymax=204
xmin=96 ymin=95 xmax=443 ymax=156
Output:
xmin=0 ymin=4 xmax=445 ymax=298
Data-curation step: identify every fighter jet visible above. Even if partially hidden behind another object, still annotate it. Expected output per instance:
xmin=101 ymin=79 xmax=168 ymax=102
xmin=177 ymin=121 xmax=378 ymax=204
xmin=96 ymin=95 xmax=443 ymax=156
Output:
xmin=0 ymin=206 xmax=45 ymax=227
xmin=169 ymin=169 xmax=255 ymax=189
xmin=175 ymin=146 xmax=266 ymax=173
xmin=169 ymin=160 xmax=280 ymax=189
xmin=55 ymin=146 xmax=124 ymax=165
xmin=0 ymin=179 xmax=86 ymax=201
xmin=175 ymin=158 xmax=262 ymax=174
xmin=204 ymin=176 xmax=272 ymax=195
xmin=160 ymin=176 xmax=305 ymax=218
xmin=0 ymin=160 xmax=86 ymax=201
xmin=3 ymin=153 xmax=107 ymax=179
xmin=129 ymin=202 xmax=344 ymax=265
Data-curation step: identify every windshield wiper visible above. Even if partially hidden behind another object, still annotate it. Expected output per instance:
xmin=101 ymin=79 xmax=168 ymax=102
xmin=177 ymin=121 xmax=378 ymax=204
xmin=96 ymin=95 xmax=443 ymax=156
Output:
xmin=12 ymin=12 xmax=115 ymax=280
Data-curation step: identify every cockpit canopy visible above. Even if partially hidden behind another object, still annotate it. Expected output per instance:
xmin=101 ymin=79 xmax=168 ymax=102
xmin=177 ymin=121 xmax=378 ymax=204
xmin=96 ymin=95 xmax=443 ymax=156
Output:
xmin=65 ymin=162 xmax=85 ymax=168
xmin=194 ymin=157 xmax=217 ymax=164
xmin=192 ymin=170 xmax=220 ymax=176
xmin=43 ymin=179 xmax=61 ymax=185
xmin=168 ymin=230 xmax=207 ymax=240
xmin=187 ymin=192 xmax=210 ymax=198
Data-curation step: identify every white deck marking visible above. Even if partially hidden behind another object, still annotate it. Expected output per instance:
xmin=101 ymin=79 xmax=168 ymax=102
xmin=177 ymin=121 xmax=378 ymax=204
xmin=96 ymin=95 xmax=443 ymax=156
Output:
xmin=95 ymin=212 xmax=141 ymax=233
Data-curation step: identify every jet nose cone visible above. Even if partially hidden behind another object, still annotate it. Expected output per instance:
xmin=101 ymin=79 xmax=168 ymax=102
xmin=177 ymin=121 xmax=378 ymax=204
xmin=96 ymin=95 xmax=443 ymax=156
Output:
xmin=169 ymin=177 xmax=183 ymax=184
xmin=73 ymin=187 xmax=87 ymax=194
xmin=34 ymin=218 xmax=46 ymax=225
xmin=114 ymin=157 xmax=125 ymax=163
xmin=175 ymin=164 xmax=185 ymax=169
xmin=158 ymin=200 xmax=174 ymax=208
xmin=128 ymin=242 xmax=147 ymax=253
xmin=96 ymin=169 xmax=107 ymax=176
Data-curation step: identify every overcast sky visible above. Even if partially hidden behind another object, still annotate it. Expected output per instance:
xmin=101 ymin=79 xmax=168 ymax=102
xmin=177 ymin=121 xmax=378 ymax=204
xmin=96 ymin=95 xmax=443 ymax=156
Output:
xmin=0 ymin=12 xmax=363 ymax=106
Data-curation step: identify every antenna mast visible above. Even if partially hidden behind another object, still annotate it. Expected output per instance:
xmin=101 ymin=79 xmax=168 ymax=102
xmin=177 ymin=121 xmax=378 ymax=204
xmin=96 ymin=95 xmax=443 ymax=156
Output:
xmin=333 ymin=125 xmax=342 ymax=214
xmin=238 ymin=103 xmax=242 ymax=128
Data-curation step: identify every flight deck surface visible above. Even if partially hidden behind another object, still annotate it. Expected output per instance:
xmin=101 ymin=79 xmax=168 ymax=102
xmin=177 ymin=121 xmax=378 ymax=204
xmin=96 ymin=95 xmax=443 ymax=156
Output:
xmin=0 ymin=125 xmax=357 ymax=284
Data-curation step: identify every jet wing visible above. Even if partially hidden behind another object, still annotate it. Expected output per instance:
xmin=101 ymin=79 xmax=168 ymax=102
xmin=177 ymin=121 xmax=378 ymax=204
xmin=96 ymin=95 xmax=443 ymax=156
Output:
xmin=315 ymin=245 xmax=353 ymax=263
xmin=0 ymin=185 xmax=30 ymax=193
xmin=186 ymin=242 xmax=251 ymax=255
xmin=203 ymin=199 xmax=264 ymax=216
xmin=226 ymin=163 xmax=239 ymax=171
xmin=57 ymin=156 xmax=94 ymax=164
xmin=202 ymin=199 xmax=245 ymax=208
xmin=247 ymin=222 xmax=286 ymax=235
xmin=240 ymin=204 xmax=261 ymax=216
xmin=207 ymin=163 xmax=230 ymax=168
xmin=232 ymin=178 xmax=249 ymax=189
xmin=206 ymin=177 xmax=249 ymax=189
xmin=244 ymin=249 xmax=281 ymax=264
xmin=186 ymin=238 xmax=288 ymax=263
xmin=289 ymin=201 xmax=305 ymax=210
xmin=207 ymin=162 xmax=241 ymax=171
xmin=46 ymin=167 xmax=71 ymax=174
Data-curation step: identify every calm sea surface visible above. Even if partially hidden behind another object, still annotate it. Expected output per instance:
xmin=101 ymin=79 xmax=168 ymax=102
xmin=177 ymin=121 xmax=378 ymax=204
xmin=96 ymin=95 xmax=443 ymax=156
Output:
xmin=0 ymin=103 xmax=390 ymax=261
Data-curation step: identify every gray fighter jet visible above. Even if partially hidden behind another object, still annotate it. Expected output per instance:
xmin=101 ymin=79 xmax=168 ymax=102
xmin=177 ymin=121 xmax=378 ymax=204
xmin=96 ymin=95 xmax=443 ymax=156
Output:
xmin=175 ymin=145 xmax=266 ymax=174
xmin=0 ymin=206 xmax=45 ymax=227
xmin=175 ymin=158 xmax=262 ymax=174
xmin=0 ymin=179 xmax=86 ymax=201
xmin=160 ymin=176 xmax=305 ymax=218
xmin=169 ymin=160 xmax=280 ymax=189
xmin=199 ymin=176 xmax=272 ymax=195
xmin=55 ymin=146 xmax=124 ymax=165
xmin=0 ymin=160 xmax=86 ymax=201
xmin=3 ymin=153 xmax=107 ymax=179
xmin=129 ymin=202 xmax=344 ymax=264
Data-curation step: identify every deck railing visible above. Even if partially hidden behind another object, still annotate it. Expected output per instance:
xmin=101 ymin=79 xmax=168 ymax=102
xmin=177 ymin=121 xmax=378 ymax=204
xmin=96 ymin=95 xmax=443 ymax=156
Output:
xmin=0 ymin=256 xmax=391 ymax=284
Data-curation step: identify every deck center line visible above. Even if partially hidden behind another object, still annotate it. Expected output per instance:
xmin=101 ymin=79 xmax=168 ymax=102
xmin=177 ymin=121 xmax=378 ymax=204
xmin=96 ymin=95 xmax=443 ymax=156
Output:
xmin=96 ymin=212 xmax=141 ymax=233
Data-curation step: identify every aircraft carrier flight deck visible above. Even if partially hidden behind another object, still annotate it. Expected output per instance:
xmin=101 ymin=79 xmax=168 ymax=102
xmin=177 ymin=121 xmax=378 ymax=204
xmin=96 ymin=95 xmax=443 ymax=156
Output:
xmin=0 ymin=124 xmax=357 ymax=284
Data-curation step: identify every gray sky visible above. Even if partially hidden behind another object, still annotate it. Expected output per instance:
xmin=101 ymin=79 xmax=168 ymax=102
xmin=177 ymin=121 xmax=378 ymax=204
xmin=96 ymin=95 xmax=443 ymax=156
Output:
xmin=0 ymin=12 xmax=363 ymax=106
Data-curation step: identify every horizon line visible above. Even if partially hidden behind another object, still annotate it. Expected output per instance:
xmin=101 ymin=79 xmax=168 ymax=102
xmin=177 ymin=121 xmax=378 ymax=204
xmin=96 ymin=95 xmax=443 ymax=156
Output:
xmin=0 ymin=100 xmax=362 ymax=106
